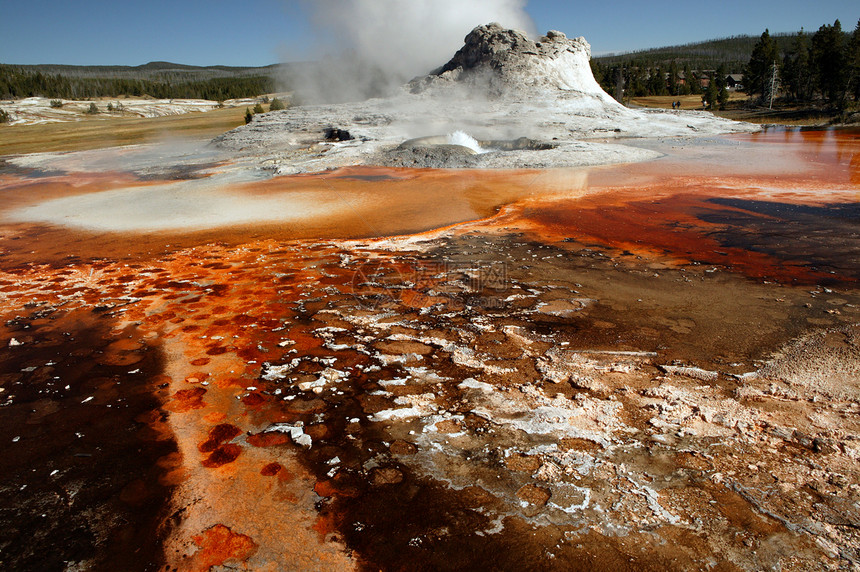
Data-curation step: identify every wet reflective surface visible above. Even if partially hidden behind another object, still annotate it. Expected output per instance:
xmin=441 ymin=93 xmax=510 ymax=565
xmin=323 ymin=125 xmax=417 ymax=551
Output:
xmin=0 ymin=129 xmax=858 ymax=571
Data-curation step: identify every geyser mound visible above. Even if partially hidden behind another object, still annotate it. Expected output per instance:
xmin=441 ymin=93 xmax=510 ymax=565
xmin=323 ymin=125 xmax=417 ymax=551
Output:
xmin=409 ymin=22 xmax=622 ymax=107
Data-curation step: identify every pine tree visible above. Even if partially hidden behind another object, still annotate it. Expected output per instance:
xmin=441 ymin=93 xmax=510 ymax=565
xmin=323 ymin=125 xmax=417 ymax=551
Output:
xmin=745 ymin=29 xmax=780 ymax=101
xmin=647 ymin=66 xmax=666 ymax=95
xmin=628 ymin=66 xmax=646 ymax=97
xmin=668 ymin=61 xmax=680 ymax=96
xmin=848 ymin=19 xmax=860 ymax=101
xmin=590 ymin=60 xmax=604 ymax=86
xmin=269 ymin=97 xmax=286 ymax=111
xmin=782 ymin=29 xmax=812 ymax=101
xmin=681 ymin=63 xmax=694 ymax=95
xmin=705 ymin=78 xmax=719 ymax=110
xmin=613 ymin=66 xmax=625 ymax=101
xmin=811 ymin=20 xmax=848 ymax=106
xmin=253 ymin=103 xmax=265 ymax=114
xmin=715 ymin=64 xmax=730 ymax=109
xmin=244 ymin=107 xmax=253 ymax=124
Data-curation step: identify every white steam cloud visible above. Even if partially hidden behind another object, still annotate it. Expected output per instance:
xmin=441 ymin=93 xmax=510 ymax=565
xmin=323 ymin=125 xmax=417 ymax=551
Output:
xmin=288 ymin=0 xmax=535 ymax=103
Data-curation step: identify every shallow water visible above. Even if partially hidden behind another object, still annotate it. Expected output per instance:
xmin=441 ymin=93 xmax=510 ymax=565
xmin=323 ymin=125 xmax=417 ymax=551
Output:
xmin=0 ymin=129 xmax=858 ymax=571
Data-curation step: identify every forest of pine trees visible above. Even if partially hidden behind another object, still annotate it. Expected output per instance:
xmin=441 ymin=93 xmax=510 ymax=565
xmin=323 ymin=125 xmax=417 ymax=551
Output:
xmin=591 ymin=18 xmax=860 ymax=110
xmin=0 ymin=65 xmax=277 ymax=101
xmin=746 ymin=19 xmax=860 ymax=108
xmin=590 ymin=57 xmax=725 ymax=106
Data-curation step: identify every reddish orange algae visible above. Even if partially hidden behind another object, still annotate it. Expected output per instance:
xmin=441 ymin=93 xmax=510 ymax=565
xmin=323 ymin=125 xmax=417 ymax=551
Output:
xmin=188 ymin=524 xmax=257 ymax=570
xmin=0 ymin=128 xmax=856 ymax=569
xmin=483 ymin=128 xmax=859 ymax=285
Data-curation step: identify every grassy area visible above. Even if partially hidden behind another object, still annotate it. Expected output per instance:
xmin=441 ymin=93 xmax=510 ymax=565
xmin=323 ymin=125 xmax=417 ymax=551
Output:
xmin=0 ymin=106 xmax=248 ymax=156
xmin=629 ymin=92 xmax=747 ymax=111
xmin=629 ymin=93 xmax=849 ymax=126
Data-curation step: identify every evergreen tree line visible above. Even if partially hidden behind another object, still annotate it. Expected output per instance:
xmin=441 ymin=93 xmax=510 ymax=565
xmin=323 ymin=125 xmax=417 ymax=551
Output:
xmin=0 ymin=65 xmax=277 ymax=101
xmin=746 ymin=19 xmax=860 ymax=108
xmin=17 ymin=61 xmax=272 ymax=81
xmin=594 ymin=33 xmax=799 ymax=72
xmin=590 ymin=58 xmax=733 ymax=106
xmin=591 ymin=19 xmax=860 ymax=109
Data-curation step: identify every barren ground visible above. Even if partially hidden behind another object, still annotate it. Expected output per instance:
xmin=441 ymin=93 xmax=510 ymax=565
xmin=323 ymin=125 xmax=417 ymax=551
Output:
xmin=0 ymin=105 xmax=251 ymax=156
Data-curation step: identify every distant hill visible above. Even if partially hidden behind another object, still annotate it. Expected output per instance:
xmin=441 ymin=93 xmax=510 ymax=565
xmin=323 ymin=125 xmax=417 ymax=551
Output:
xmin=593 ymin=33 xmax=806 ymax=73
xmin=0 ymin=62 xmax=319 ymax=101
xmin=7 ymin=61 xmax=291 ymax=82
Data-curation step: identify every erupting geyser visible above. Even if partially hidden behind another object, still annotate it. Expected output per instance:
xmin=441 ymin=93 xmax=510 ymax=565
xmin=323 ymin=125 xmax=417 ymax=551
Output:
xmin=288 ymin=0 xmax=536 ymax=103
xmin=446 ymin=130 xmax=488 ymax=154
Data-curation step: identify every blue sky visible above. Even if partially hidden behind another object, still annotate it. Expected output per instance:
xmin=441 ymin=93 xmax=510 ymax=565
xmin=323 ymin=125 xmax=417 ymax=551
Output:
xmin=1 ymin=0 xmax=856 ymax=66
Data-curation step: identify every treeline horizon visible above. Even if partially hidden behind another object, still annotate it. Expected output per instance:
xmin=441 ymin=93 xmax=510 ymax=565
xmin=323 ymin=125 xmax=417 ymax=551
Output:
xmin=591 ymin=19 xmax=860 ymax=108
xmin=0 ymin=66 xmax=278 ymax=101
xmin=594 ymin=32 xmax=803 ymax=71
xmin=2 ymin=20 xmax=859 ymax=107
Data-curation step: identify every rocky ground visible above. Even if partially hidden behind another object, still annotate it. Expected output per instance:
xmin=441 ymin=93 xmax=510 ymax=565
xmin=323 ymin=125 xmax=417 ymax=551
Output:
xmin=1 ymin=216 xmax=858 ymax=571
xmin=1 ymin=125 xmax=858 ymax=569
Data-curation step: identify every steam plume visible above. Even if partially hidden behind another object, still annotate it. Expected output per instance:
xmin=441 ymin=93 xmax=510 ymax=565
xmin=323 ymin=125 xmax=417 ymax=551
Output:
xmin=288 ymin=0 xmax=535 ymax=103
